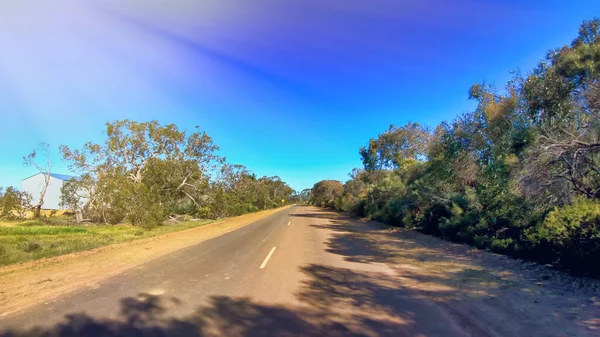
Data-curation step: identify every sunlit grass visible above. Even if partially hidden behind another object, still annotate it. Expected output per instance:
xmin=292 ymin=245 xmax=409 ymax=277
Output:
xmin=0 ymin=219 xmax=214 ymax=266
xmin=0 ymin=226 xmax=88 ymax=235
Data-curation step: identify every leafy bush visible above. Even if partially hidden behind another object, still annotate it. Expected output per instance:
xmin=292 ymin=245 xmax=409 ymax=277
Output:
xmin=0 ymin=187 xmax=31 ymax=219
xmin=525 ymin=198 xmax=600 ymax=275
xmin=325 ymin=18 xmax=600 ymax=278
xmin=195 ymin=206 xmax=212 ymax=219
xmin=490 ymin=237 xmax=514 ymax=253
xmin=171 ymin=200 xmax=197 ymax=215
xmin=128 ymin=204 xmax=165 ymax=229
xmin=228 ymin=203 xmax=259 ymax=216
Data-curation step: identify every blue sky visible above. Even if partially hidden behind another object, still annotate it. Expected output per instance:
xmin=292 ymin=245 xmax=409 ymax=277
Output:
xmin=0 ymin=0 xmax=598 ymax=191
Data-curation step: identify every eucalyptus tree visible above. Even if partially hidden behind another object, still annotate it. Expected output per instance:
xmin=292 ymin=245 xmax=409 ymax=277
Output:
xmin=61 ymin=120 xmax=220 ymax=226
xmin=311 ymin=180 xmax=344 ymax=208
xmin=359 ymin=123 xmax=431 ymax=171
xmin=23 ymin=143 xmax=52 ymax=218
xmin=521 ymin=18 xmax=600 ymax=202
xmin=0 ymin=187 xmax=31 ymax=219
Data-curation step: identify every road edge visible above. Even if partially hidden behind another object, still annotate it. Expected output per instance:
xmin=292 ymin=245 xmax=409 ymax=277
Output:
xmin=0 ymin=206 xmax=293 ymax=317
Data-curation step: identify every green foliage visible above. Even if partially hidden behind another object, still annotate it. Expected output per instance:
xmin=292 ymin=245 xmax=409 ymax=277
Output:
xmin=293 ymin=188 xmax=313 ymax=204
xmin=534 ymin=198 xmax=600 ymax=245
xmin=0 ymin=187 xmax=32 ymax=219
xmin=0 ymin=226 xmax=87 ymax=235
xmin=360 ymin=123 xmax=431 ymax=171
xmin=229 ymin=203 xmax=260 ymax=216
xmin=525 ymin=198 xmax=600 ymax=274
xmin=332 ymin=19 xmax=600 ymax=277
xmin=311 ymin=180 xmax=344 ymax=208
xmin=60 ymin=120 xmax=294 ymax=226
xmin=0 ymin=218 xmax=214 ymax=266
xmin=127 ymin=184 xmax=165 ymax=228
xmin=194 ymin=206 xmax=212 ymax=218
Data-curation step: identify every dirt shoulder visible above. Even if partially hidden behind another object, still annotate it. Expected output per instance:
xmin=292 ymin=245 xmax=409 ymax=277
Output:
xmin=0 ymin=207 xmax=290 ymax=317
xmin=316 ymin=209 xmax=600 ymax=337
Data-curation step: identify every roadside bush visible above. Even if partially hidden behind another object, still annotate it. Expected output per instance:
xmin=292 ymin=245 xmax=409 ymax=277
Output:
xmin=128 ymin=203 xmax=165 ymax=229
xmin=318 ymin=19 xmax=600 ymax=278
xmin=525 ymin=198 xmax=600 ymax=276
xmin=171 ymin=200 xmax=197 ymax=215
xmin=325 ymin=200 xmax=337 ymax=209
xmin=229 ymin=203 xmax=259 ymax=216
xmin=385 ymin=198 xmax=410 ymax=227
xmin=490 ymin=237 xmax=514 ymax=254
xmin=419 ymin=202 xmax=452 ymax=235
xmin=194 ymin=206 xmax=212 ymax=219
xmin=104 ymin=208 xmax=127 ymax=225
xmin=0 ymin=187 xmax=31 ymax=220
xmin=125 ymin=184 xmax=165 ymax=228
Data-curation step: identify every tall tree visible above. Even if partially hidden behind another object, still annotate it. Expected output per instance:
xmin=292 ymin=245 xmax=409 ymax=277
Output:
xmin=61 ymin=120 xmax=220 ymax=226
xmin=360 ymin=123 xmax=431 ymax=171
xmin=0 ymin=187 xmax=31 ymax=219
xmin=23 ymin=143 xmax=52 ymax=218
xmin=311 ymin=180 xmax=344 ymax=208
xmin=521 ymin=18 xmax=600 ymax=202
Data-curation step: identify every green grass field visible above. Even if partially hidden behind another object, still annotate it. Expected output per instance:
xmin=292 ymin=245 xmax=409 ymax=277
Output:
xmin=0 ymin=218 xmax=214 ymax=266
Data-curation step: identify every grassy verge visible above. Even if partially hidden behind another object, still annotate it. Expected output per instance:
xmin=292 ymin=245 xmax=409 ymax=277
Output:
xmin=0 ymin=219 xmax=214 ymax=266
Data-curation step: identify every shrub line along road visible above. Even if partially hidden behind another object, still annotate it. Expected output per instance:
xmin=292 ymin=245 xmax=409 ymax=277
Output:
xmin=0 ymin=206 xmax=597 ymax=336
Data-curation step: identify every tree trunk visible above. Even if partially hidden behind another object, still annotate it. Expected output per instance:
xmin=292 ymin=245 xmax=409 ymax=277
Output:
xmin=75 ymin=209 xmax=83 ymax=223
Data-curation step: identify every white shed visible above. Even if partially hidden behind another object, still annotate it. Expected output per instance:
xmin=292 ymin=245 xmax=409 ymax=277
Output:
xmin=21 ymin=173 xmax=76 ymax=210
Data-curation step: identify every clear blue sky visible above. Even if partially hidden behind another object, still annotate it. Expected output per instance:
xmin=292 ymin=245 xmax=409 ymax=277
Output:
xmin=0 ymin=0 xmax=598 ymax=191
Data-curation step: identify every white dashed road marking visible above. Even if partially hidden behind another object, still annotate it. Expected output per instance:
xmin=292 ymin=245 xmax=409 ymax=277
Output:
xmin=260 ymin=247 xmax=277 ymax=269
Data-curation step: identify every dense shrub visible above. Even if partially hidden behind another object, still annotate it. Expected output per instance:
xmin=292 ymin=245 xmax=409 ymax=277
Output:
xmin=314 ymin=19 xmax=600 ymax=278
xmin=525 ymin=198 xmax=600 ymax=275
xmin=230 ymin=203 xmax=260 ymax=216
xmin=58 ymin=120 xmax=294 ymax=226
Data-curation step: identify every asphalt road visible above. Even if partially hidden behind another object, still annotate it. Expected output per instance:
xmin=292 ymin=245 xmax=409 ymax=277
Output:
xmin=0 ymin=206 xmax=473 ymax=336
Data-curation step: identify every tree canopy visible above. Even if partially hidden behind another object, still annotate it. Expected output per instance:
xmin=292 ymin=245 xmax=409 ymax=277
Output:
xmin=58 ymin=120 xmax=294 ymax=226
xmin=313 ymin=18 xmax=600 ymax=277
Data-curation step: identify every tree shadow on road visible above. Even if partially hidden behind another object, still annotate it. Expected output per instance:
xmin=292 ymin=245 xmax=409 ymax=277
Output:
xmin=307 ymin=210 xmax=600 ymax=336
xmin=290 ymin=212 xmax=346 ymax=221
xmin=0 ymin=294 xmax=384 ymax=337
xmin=0 ymin=265 xmax=420 ymax=337
xmin=295 ymin=264 xmax=479 ymax=336
xmin=1 ymin=258 xmax=478 ymax=336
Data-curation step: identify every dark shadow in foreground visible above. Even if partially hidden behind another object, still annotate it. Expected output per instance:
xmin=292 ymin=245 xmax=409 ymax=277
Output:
xmin=0 ymin=294 xmax=365 ymax=337
xmin=1 ymin=263 xmax=416 ymax=337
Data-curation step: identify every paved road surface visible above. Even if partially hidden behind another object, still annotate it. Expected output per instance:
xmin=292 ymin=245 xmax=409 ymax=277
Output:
xmin=0 ymin=206 xmax=473 ymax=336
